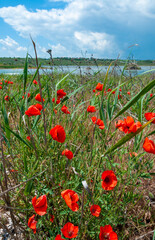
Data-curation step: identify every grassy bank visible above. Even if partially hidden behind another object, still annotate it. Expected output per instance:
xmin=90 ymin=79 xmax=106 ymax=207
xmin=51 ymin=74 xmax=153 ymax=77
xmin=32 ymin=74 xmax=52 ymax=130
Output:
xmin=0 ymin=58 xmax=155 ymax=239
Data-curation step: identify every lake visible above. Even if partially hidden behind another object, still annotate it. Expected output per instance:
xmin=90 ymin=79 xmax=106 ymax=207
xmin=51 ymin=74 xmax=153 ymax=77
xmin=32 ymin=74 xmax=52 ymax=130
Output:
xmin=0 ymin=65 xmax=155 ymax=76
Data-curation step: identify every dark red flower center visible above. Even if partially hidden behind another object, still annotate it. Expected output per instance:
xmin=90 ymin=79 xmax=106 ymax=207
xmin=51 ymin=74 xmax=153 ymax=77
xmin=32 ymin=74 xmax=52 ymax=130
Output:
xmin=104 ymin=176 xmax=110 ymax=183
xmin=68 ymin=231 xmax=73 ymax=237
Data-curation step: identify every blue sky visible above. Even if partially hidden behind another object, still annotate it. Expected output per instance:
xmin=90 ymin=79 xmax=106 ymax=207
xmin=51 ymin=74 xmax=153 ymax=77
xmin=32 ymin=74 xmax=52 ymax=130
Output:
xmin=0 ymin=0 xmax=155 ymax=59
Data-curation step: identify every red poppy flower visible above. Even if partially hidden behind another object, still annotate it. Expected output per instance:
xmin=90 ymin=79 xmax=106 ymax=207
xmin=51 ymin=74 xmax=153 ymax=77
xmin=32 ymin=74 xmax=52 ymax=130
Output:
xmin=0 ymin=81 xmax=2 ymax=84
xmin=35 ymin=103 xmax=43 ymax=111
xmin=101 ymin=170 xmax=117 ymax=191
xmin=7 ymin=81 xmax=13 ymax=84
xmin=90 ymin=205 xmax=101 ymax=217
xmin=52 ymin=98 xmax=61 ymax=104
xmin=87 ymin=105 xmax=96 ymax=113
xmin=118 ymin=94 xmax=122 ymax=99
xmin=128 ymin=121 xmax=142 ymax=133
xmin=61 ymin=105 xmax=70 ymax=114
xmin=55 ymin=235 xmax=64 ymax=240
xmin=4 ymin=95 xmax=10 ymax=101
xmin=0 ymin=86 xmax=2 ymax=89
xmin=32 ymin=195 xmax=47 ymax=216
xmin=116 ymin=117 xmax=141 ymax=134
xmin=10 ymin=169 xmax=18 ymax=172
xmin=61 ymin=189 xmax=79 ymax=211
xmin=25 ymin=105 xmax=41 ymax=117
xmin=49 ymin=125 xmax=66 ymax=143
xmin=96 ymin=92 xmax=100 ymax=96
xmin=143 ymin=137 xmax=155 ymax=154
xmin=96 ymin=83 xmax=103 ymax=91
xmin=61 ymin=222 xmax=78 ymax=239
xmin=119 ymin=89 xmax=122 ymax=92
xmin=127 ymin=91 xmax=130 ymax=95
xmin=108 ymin=88 xmax=112 ymax=92
xmin=33 ymin=80 xmax=38 ymax=85
xmin=91 ymin=117 xmax=105 ymax=130
xmin=99 ymin=225 xmax=118 ymax=240
xmin=27 ymin=136 xmax=31 ymax=141
xmin=112 ymin=91 xmax=115 ymax=94
xmin=57 ymin=89 xmax=66 ymax=99
xmin=93 ymin=89 xmax=96 ymax=93
xmin=62 ymin=149 xmax=73 ymax=160
xmin=50 ymin=215 xmax=54 ymax=223
xmin=35 ymin=93 xmax=45 ymax=102
xmin=28 ymin=215 xmax=37 ymax=234
xmin=150 ymin=93 xmax=153 ymax=97
xmin=22 ymin=93 xmax=30 ymax=99
xmin=129 ymin=152 xmax=138 ymax=157
xmin=53 ymin=108 xmax=57 ymax=114
xmin=145 ymin=112 xmax=155 ymax=124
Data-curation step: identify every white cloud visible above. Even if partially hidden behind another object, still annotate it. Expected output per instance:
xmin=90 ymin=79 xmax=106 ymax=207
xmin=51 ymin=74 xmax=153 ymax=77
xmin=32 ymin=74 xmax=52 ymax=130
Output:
xmin=0 ymin=36 xmax=27 ymax=57
xmin=0 ymin=0 xmax=154 ymax=57
xmin=0 ymin=36 xmax=18 ymax=47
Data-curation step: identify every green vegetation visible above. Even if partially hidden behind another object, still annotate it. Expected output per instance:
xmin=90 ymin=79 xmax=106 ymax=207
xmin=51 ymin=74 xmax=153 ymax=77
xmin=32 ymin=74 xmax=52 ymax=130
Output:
xmin=0 ymin=57 xmax=155 ymax=69
xmin=0 ymin=56 xmax=155 ymax=239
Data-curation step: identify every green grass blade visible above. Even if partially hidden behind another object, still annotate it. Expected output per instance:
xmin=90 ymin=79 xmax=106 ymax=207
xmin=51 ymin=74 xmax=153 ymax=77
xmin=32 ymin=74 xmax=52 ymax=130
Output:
xmin=113 ymin=79 xmax=155 ymax=120
xmin=23 ymin=53 xmax=28 ymax=94
xmin=103 ymin=118 xmax=155 ymax=156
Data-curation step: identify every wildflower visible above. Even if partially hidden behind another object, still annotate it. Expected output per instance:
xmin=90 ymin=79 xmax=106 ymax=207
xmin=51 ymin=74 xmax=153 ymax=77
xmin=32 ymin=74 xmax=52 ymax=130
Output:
xmin=0 ymin=81 xmax=2 ymax=84
xmin=27 ymin=136 xmax=31 ymax=141
xmin=61 ymin=222 xmax=78 ymax=239
xmin=127 ymin=91 xmax=130 ymax=95
xmin=145 ymin=112 xmax=155 ymax=124
xmin=115 ymin=116 xmax=141 ymax=134
xmin=90 ymin=205 xmax=101 ymax=217
xmin=4 ymin=95 xmax=10 ymax=101
xmin=96 ymin=92 xmax=100 ymax=96
xmin=61 ymin=189 xmax=79 ymax=211
xmin=35 ymin=103 xmax=43 ymax=111
xmin=10 ymin=169 xmax=18 ymax=172
xmin=93 ymin=89 xmax=96 ymax=93
xmin=0 ymin=86 xmax=2 ymax=89
xmin=32 ymin=195 xmax=47 ymax=216
xmin=99 ymin=225 xmax=118 ymax=240
xmin=57 ymin=89 xmax=66 ymax=99
xmin=55 ymin=235 xmax=64 ymax=240
xmin=53 ymin=108 xmax=57 ymax=114
xmin=22 ymin=93 xmax=30 ymax=99
xmin=143 ymin=137 xmax=155 ymax=154
xmin=52 ymin=98 xmax=61 ymax=104
xmin=112 ymin=91 xmax=115 ymax=94
xmin=101 ymin=170 xmax=117 ymax=191
xmin=118 ymin=94 xmax=122 ymax=99
xmin=96 ymin=83 xmax=103 ymax=91
xmin=128 ymin=121 xmax=142 ymax=133
xmin=108 ymin=88 xmax=112 ymax=92
xmin=150 ymin=93 xmax=153 ymax=97
xmin=129 ymin=152 xmax=138 ymax=157
xmin=62 ymin=149 xmax=73 ymax=160
xmin=7 ymin=81 xmax=13 ymax=84
xmin=28 ymin=215 xmax=37 ymax=234
xmin=49 ymin=125 xmax=66 ymax=143
xmin=61 ymin=105 xmax=70 ymax=114
xmin=50 ymin=215 xmax=54 ymax=223
xmin=87 ymin=105 xmax=96 ymax=113
xmin=91 ymin=117 xmax=105 ymax=130
xmin=119 ymin=89 xmax=122 ymax=92
xmin=33 ymin=80 xmax=38 ymax=85
xmin=25 ymin=105 xmax=41 ymax=117
xmin=35 ymin=93 xmax=45 ymax=102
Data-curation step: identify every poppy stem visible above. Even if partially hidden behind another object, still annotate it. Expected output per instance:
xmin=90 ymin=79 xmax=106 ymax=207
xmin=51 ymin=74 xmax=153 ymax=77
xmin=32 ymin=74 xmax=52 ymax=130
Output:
xmin=30 ymin=36 xmax=47 ymax=147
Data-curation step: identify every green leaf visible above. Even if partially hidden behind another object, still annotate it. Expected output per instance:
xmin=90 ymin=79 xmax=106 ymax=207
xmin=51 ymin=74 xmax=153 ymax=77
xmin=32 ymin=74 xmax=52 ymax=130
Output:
xmin=24 ymin=180 xmax=33 ymax=195
xmin=3 ymin=125 xmax=32 ymax=149
xmin=113 ymin=79 xmax=155 ymax=120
